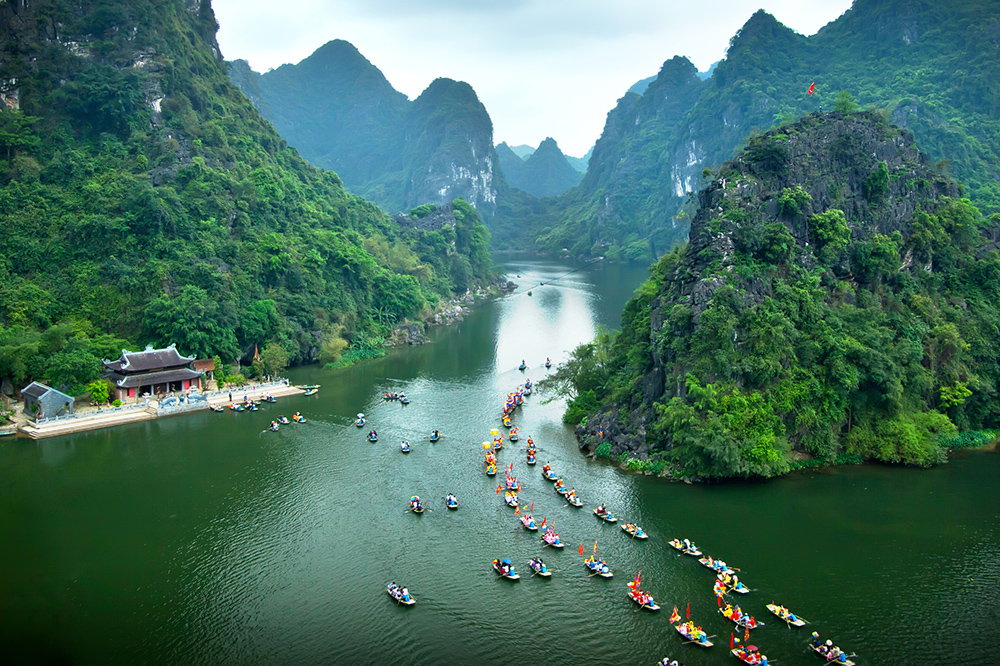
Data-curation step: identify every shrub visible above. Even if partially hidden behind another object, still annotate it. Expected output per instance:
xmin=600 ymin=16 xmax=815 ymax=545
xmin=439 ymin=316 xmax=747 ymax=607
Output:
xmin=111 ymin=399 xmax=122 ymax=407
xmin=594 ymin=442 xmax=612 ymax=459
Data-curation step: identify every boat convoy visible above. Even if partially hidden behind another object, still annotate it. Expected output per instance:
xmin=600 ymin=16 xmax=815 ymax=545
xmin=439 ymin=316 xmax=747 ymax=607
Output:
xmin=314 ymin=361 xmax=856 ymax=665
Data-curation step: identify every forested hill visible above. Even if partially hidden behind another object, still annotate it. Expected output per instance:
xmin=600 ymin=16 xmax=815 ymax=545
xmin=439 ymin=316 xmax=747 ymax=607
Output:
xmin=228 ymin=42 xmax=502 ymax=217
xmin=495 ymin=138 xmax=583 ymax=198
xmin=511 ymin=0 xmax=1000 ymax=262
xmin=0 ymin=0 xmax=496 ymax=397
xmin=546 ymin=111 xmax=1000 ymax=480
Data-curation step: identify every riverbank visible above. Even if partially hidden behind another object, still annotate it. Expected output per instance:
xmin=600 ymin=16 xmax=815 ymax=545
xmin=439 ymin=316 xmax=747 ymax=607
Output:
xmin=13 ymin=381 xmax=304 ymax=440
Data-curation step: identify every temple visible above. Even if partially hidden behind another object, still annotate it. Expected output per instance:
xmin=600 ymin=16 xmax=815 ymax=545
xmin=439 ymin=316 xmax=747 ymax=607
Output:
xmin=103 ymin=344 xmax=203 ymax=402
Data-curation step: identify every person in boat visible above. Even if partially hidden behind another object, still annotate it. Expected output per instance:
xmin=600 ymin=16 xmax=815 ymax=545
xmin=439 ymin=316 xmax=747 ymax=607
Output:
xmin=400 ymin=587 xmax=410 ymax=602
xmin=566 ymin=489 xmax=576 ymax=501
xmin=270 ymin=421 xmax=279 ymax=431
xmin=810 ymin=632 xmax=822 ymax=648
xmin=596 ymin=503 xmax=606 ymax=515
xmin=369 ymin=429 xmax=377 ymax=438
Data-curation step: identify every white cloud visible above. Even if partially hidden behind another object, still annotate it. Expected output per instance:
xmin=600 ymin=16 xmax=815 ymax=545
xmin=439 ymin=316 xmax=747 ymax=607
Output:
xmin=213 ymin=0 xmax=853 ymax=156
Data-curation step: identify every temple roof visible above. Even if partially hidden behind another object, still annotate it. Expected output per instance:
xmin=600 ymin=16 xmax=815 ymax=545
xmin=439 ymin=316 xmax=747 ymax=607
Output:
xmin=104 ymin=344 xmax=195 ymax=373
xmin=110 ymin=368 xmax=202 ymax=389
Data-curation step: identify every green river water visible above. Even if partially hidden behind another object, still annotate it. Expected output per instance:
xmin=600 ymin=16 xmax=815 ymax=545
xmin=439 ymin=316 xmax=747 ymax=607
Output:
xmin=1 ymin=259 xmax=998 ymax=666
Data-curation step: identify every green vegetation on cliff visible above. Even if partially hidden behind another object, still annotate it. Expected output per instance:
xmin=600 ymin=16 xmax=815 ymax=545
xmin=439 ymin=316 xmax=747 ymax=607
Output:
xmin=546 ymin=112 xmax=1000 ymax=479
xmin=0 ymin=1 xmax=496 ymax=395
xmin=505 ymin=0 xmax=1000 ymax=262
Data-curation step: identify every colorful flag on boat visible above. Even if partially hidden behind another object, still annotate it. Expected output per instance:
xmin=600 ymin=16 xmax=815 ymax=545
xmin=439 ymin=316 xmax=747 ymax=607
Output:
xmin=634 ymin=571 xmax=641 ymax=588
xmin=686 ymin=602 xmax=690 ymax=619
xmin=744 ymin=625 xmax=750 ymax=641
xmin=578 ymin=544 xmax=584 ymax=555
xmin=496 ymin=484 xmax=502 ymax=494
xmin=730 ymin=633 xmax=734 ymax=649
xmin=669 ymin=606 xmax=680 ymax=624
xmin=540 ymin=517 xmax=546 ymax=528
xmin=593 ymin=540 xmax=598 ymax=555
xmin=808 ymin=81 xmax=815 ymax=95
xmin=515 ymin=506 xmax=520 ymax=515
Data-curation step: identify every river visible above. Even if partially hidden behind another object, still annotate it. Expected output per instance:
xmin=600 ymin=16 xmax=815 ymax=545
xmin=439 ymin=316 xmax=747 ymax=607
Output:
xmin=1 ymin=259 xmax=998 ymax=666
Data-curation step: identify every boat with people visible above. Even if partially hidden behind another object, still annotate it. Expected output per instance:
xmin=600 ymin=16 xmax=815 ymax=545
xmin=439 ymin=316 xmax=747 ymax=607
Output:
xmin=621 ymin=523 xmax=648 ymax=539
xmin=809 ymin=634 xmax=856 ymax=665
xmin=368 ymin=430 xmax=378 ymax=442
xmin=486 ymin=463 xmax=496 ymax=476
xmin=303 ymin=388 xmax=318 ymax=396
xmin=565 ymin=490 xmax=583 ymax=507
xmin=518 ymin=360 xmax=526 ymax=371
xmin=210 ymin=404 xmax=224 ymax=412
xmin=409 ymin=496 xmax=424 ymax=513
xmin=584 ymin=556 xmax=613 ymax=578
xmin=386 ymin=582 xmax=415 ymax=606
xmin=519 ymin=513 xmax=538 ymax=531
xmin=553 ymin=479 xmax=567 ymax=495
xmin=262 ymin=395 xmax=276 ymax=403
xmin=229 ymin=403 xmax=244 ymax=411
xmin=669 ymin=538 xmax=702 ymax=556
xmin=292 ymin=412 xmax=306 ymax=423
xmin=766 ymin=603 xmax=807 ymax=626
xmin=429 ymin=430 xmax=441 ymax=442
xmin=720 ymin=603 xmax=761 ymax=629
xmin=541 ymin=464 xmax=557 ymax=481
xmin=528 ymin=556 xmax=550 ymax=577
xmin=526 ymin=450 xmax=536 ymax=465
xmin=509 ymin=427 xmax=519 ymax=442
xmin=718 ymin=571 xmax=750 ymax=594
xmin=674 ymin=620 xmax=713 ymax=647
xmin=593 ymin=504 xmax=617 ymax=523
xmin=731 ymin=645 xmax=769 ymax=664
xmin=504 ymin=491 xmax=518 ymax=508
xmin=493 ymin=558 xmax=520 ymax=580
xmin=627 ymin=573 xmax=659 ymax=610
xmin=540 ymin=528 xmax=563 ymax=548
xmin=400 ymin=395 xmax=409 ymax=404
xmin=446 ymin=493 xmax=458 ymax=509
xmin=698 ymin=555 xmax=735 ymax=574
xmin=400 ymin=440 xmax=411 ymax=453
xmin=276 ymin=415 xmax=289 ymax=424
xmin=502 ymin=416 xmax=512 ymax=428
xmin=269 ymin=421 xmax=279 ymax=432
xmin=545 ymin=357 xmax=552 ymax=368
xmin=355 ymin=413 xmax=365 ymax=427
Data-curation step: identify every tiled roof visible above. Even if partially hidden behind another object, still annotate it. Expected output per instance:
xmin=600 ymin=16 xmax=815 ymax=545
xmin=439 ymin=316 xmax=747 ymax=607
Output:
xmin=104 ymin=344 xmax=195 ymax=372
xmin=111 ymin=368 xmax=202 ymax=389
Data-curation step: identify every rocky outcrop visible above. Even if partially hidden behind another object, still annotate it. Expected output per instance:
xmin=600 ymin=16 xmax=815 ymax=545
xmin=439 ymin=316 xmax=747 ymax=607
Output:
xmin=498 ymin=137 xmax=583 ymax=198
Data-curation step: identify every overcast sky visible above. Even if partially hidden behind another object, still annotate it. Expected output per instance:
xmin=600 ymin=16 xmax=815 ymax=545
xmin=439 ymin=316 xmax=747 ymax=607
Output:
xmin=213 ymin=0 xmax=854 ymax=157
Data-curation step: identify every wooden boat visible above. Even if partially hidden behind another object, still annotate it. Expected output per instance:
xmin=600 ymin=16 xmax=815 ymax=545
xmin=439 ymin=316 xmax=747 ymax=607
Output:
xmin=765 ymin=603 xmax=806 ymax=625
xmin=400 ymin=442 xmax=411 ymax=453
xmin=446 ymin=495 xmax=458 ymax=510
xmin=565 ymin=494 xmax=583 ymax=507
xmin=520 ymin=514 xmax=538 ymax=531
xmin=628 ymin=591 xmax=660 ymax=611
xmin=621 ymin=523 xmax=648 ymax=539
xmin=486 ymin=465 xmax=496 ymax=477
xmin=368 ymin=432 xmax=378 ymax=442
xmin=387 ymin=583 xmax=415 ymax=606
xmin=811 ymin=645 xmax=856 ymax=665
xmin=518 ymin=363 xmax=526 ymax=371
xmin=719 ymin=608 xmax=762 ymax=629
xmin=542 ymin=468 xmax=557 ymax=481
xmin=292 ymin=415 xmax=306 ymax=423
xmin=429 ymin=431 xmax=440 ymax=442
xmin=674 ymin=623 xmax=713 ymax=647
xmin=669 ymin=539 xmax=702 ymax=556
xmin=210 ymin=405 xmax=224 ymax=412
xmin=540 ymin=532 xmax=564 ymax=548
xmin=526 ymin=455 xmax=536 ymax=465
xmin=584 ymin=558 xmax=613 ymax=578
xmin=303 ymin=388 xmax=318 ymax=396
xmin=504 ymin=492 xmax=518 ymax=508
xmin=731 ymin=648 xmax=768 ymax=663
xmin=410 ymin=504 xmax=424 ymax=514
xmin=554 ymin=483 xmax=568 ymax=496
xmin=493 ymin=559 xmax=520 ymax=580
xmin=528 ymin=559 xmax=551 ymax=577
xmin=593 ymin=508 xmax=617 ymax=523
xmin=400 ymin=397 xmax=409 ymax=404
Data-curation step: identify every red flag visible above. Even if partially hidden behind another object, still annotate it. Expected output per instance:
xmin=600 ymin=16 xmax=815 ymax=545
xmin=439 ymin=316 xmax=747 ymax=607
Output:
xmin=718 ymin=594 xmax=723 ymax=606
xmin=578 ymin=544 xmax=584 ymax=555
xmin=744 ymin=625 xmax=749 ymax=642
xmin=634 ymin=570 xmax=641 ymax=588
xmin=686 ymin=602 xmax=690 ymax=619
xmin=253 ymin=344 xmax=260 ymax=362
xmin=730 ymin=633 xmax=734 ymax=649
xmin=808 ymin=81 xmax=815 ymax=95
xmin=593 ymin=540 xmax=598 ymax=555
xmin=496 ymin=484 xmax=502 ymax=494
xmin=515 ymin=505 xmax=520 ymax=515
xmin=540 ymin=517 xmax=546 ymax=528
xmin=530 ymin=502 xmax=534 ymax=512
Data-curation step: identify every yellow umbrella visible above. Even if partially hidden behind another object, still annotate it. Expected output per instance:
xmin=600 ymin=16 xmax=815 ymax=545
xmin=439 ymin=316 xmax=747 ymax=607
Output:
xmin=490 ymin=429 xmax=500 ymax=437
xmin=482 ymin=442 xmax=491 ymax=449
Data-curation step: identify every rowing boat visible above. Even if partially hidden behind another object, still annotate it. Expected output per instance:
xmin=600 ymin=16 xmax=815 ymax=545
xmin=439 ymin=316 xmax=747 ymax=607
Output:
xmin=674 ymin=624 xmax=713 ymax=647
xmin=811 ymin=644 xmax=856 ymax=665
xmin=303 ymin=388 xmax=318 ymax=396
xmin=719 ymin=608 xmax=762 ymax=629
xmin=766 ymin=603 xmax=807 ymax=626
xmin=628 ymin=591 xmax=660 ymax=611
xmin=520 ymin=514 xmax=538 ymax=531
xmin=446 ymin=495 xmax=458 ymax=510
xmin=621 ymin=523 xmax=648 ymax=539
xmin=731 ymin=648 xmax=768 ymax=663
xmin=669 ymin=539 xmax=702 ymax=556
xmin=542 ymin=468 xmax=557 ymax=481
xmin=493 ymin=559 xmax=520 ymax=580
xmin=593 ymin=508 xmax=617 ymax=523
xmin=400 ymin=442 xmax=411 ymax=453
xmin=541 ymin=532 xmax=564 ymax=548
xmin=584 ymin=558 xmax=613 ymax=578
xmin=387 ymin=583 xmax=415 ymax=606
xmin=565 ymin=494 xmax=583 ymax=507
xmin=528 ymin=559 xmax=551 ymax=577
xmin=411 ymin=504 xmax=424 ymax=514
xmin=504 ymin=492 xmax=518 ymax=508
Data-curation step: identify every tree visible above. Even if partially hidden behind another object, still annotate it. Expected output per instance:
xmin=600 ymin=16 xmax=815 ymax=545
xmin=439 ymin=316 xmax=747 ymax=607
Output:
xmin=143 ymin=285 xmax=239 ymax=360
xmin=260 ymin=342 xmax=289 ymax=377
xmin=85 ymin=379 xmax=110 ymax=405
xmin=45 ymin=348 xmax=103 ymax=396
xmin=834 ymin=91 xmax=857 ymax=114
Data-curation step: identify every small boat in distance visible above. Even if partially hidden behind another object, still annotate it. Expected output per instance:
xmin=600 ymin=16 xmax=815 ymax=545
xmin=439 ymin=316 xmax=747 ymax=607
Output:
xmin=386 ymin=582 xmax=415 ymax=606
xmin=493 ymin=558 xmax=520 ymax=580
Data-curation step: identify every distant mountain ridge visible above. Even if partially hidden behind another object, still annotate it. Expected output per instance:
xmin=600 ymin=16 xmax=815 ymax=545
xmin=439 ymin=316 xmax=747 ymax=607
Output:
xmin=495 ymin=138 xmax=583 ymax=198
xmin=229 ymin=41 xmax=500 ymax=217
xmin=502 ymin=0 xmax=1000 ymax=261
